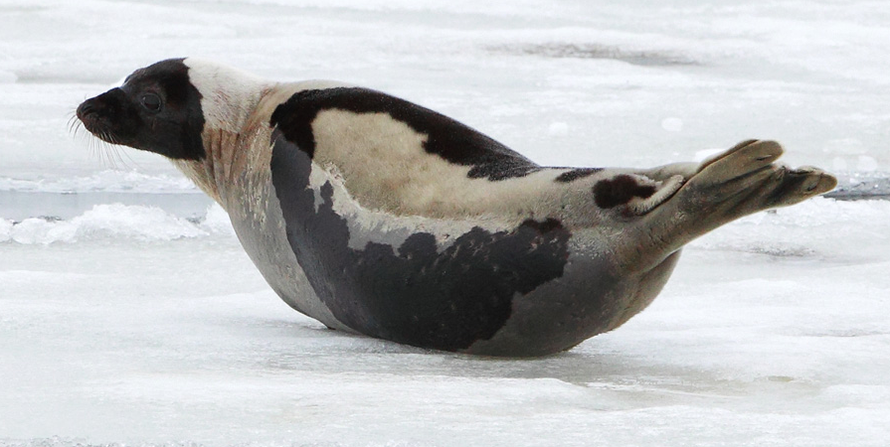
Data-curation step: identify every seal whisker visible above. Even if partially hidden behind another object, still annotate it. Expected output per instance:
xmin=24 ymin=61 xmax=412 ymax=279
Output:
xmin=70 ymin=120 xmax=81 ymax=139
xmin=90 ymin=131 xmax=114 ymax=169
xmin=107 ymin=143 xmax=132 ymax=171
xmin=66 ymin=113 xmax=79 ymax=135
xmin=97 ymin=132 xmax=123 ymax=170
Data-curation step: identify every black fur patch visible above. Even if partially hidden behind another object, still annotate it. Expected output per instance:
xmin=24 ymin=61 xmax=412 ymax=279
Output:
xmin=269 ymin=129 xmax=571 ymax=352
xmin=555 ymin=168 xmax=603 ymax=183
xmin=593 ymin=174 xmax=656 ymax=209
xmin=270 ymin=87 xmax=541 ymax=181
xmin=77 ymin=58 xmax=205 ymax=160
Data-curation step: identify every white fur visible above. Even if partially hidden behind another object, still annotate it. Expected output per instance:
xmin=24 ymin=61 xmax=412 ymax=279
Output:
xmin=184 ymin=58 xmax=273 ymax=133
xmin=176 ymin=59 xmax=683 ymax=235
xmin=312 ymin=109 xmax=560 ymax=220
xmin=310 ymin=109 xmax=681 ymax=227
xmin=308 ymin=157 xmax=512 ymax=251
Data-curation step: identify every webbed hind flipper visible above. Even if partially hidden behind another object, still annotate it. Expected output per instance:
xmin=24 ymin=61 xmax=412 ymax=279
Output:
xmin=619 ymin=139 xmax=836 ymax=272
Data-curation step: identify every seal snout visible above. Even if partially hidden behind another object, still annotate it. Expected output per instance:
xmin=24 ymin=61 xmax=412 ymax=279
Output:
xmin=76 ymin=88 xmax=127 ymax=144
xmin=75 ymin=99 xmax=100 ymax=129
xmin=76 ymin=96 xmax=107 ymax=135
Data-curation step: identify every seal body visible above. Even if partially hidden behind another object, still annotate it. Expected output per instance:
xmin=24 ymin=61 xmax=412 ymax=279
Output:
xmin=76 ymin=58 xmax=837 ymax=356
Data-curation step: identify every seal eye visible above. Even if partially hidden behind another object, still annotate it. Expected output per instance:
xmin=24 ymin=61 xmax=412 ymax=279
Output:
xmin=140 ymin=93 xmax=162 ymax=112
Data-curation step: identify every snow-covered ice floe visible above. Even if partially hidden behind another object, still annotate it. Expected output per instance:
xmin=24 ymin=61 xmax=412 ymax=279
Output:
xmin=1 ymin=197 xmax=888 ymax=446
xmin=2 ymin=0 xmax=890 ymax=445
xmin=0 ymin=203 xmax=233 ymax=245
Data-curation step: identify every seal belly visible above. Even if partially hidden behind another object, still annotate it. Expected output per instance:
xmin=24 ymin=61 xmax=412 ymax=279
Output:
xmin=466 ymin=246 xmax=682 ymax=356
xmin=223 ymin=159 xmax=350 ymax=332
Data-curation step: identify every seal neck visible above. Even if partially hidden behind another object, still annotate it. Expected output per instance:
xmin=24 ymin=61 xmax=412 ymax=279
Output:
xmin=175 ymin=84 xmax=289 ymax=210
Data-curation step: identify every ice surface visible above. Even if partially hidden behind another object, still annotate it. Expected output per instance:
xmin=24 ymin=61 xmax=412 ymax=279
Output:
xmin=1 ymin=200 xmax=888 ymax=447
xmin=1 ymin=0 xmax=889 ymax=446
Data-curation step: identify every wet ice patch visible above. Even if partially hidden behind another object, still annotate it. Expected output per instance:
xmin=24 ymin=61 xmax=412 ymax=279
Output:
xmin=498 ymin=43 xmax=699 ymax=66
xmin=827 ymin=172 xmax=890 ymax=199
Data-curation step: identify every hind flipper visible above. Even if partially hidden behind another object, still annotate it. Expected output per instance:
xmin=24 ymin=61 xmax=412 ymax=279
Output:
xmin=683 ymin=139 xmax=835 ymax=212
xmin=619 ymin=139 xmax=836 ymax=272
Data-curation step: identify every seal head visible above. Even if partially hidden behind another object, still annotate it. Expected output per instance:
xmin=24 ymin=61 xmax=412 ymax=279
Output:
xmin=76 ymin=58 xmax=205 ymax=161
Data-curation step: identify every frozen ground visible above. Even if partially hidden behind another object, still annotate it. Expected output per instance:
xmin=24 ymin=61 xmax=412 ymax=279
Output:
xmin=1 ymin=0 xmax=889 ymax=446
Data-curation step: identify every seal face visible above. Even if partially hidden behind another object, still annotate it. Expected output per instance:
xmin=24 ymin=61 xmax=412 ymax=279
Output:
xmin=76 ymin=58 xmax=205 ymax=161
xmin=76 ymin=58 xmax=838 ymax=357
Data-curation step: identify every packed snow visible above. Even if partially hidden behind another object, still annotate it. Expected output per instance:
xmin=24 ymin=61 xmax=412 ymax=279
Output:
xmin=1 ymin=0 xmax=889 ymax=446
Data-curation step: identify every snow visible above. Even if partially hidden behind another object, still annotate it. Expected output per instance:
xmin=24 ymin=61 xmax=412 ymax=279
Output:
xmin=1 ymin=0 xmax=889 ymax=446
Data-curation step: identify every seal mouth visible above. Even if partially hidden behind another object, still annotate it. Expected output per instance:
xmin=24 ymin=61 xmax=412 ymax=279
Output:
xmin=76 ymin=99 xmax=113 ymax=143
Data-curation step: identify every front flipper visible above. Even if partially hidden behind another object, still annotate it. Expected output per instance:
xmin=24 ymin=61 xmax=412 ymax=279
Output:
xmin=620 ymin=139 xmax=837 ymax=272
xmin=626 ymin=174 xmax=684 ymax=214
xmin=587 ymin=172 xmax=685 ymax=215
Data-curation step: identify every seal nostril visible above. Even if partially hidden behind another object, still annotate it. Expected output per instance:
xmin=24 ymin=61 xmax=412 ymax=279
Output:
xmin=76 ymin=101 xmax=95 ymax=120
